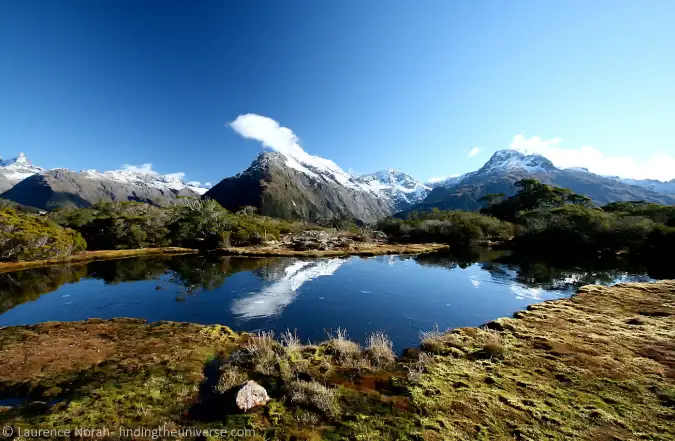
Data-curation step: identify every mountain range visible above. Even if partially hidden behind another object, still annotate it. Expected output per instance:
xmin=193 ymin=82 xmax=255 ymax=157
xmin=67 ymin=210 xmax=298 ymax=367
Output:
xmin=1 ymin=149 xmax=673 ymax=219
xmin=406 ymin=150 xmax=675 ymax=214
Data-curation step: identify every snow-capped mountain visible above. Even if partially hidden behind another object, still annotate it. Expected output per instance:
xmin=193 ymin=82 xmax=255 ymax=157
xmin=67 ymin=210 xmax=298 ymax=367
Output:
xmin=0 ymin=153 xmax=44 ymax=192
xmin=205 ymin=151 xmax=396 ymax=222
xmin=355 ymin=169 xmax=430 ymax=210
xmin=614 ymin=177 xmax=675 ymax=196
xmin=81 ymin=168 xmax=210 ymax=195
xmin=402 ymin=149 xmax=675 ymax=214
xmin=0 ymin=152 xmax=212 ymax=208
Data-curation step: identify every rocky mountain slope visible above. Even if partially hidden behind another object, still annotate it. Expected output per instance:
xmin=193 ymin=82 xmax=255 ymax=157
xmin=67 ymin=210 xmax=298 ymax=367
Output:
xmin=1 ymin=168 xmax=200 ymax=210
xmin=204 ymin=152 xmax=396 ymax=223
xmin=0 ymin=153 xmax=44 ymax=193
xmin=405 ymin=150 xmax=675 ymax=214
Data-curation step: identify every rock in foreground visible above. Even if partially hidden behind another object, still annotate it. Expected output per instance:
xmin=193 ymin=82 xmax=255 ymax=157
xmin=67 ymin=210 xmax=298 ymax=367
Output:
xmin=235 ymin=380 xmax=270 ymax=411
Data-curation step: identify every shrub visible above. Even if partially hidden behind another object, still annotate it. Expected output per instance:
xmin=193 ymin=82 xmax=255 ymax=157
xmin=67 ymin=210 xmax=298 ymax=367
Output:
xmin=379 ymin=210 xmax=514 ymax=247
xmin=51 ymin=202 xmax=170 ymax=250
xmin=0 ymin=207 xmax=86 ymax=261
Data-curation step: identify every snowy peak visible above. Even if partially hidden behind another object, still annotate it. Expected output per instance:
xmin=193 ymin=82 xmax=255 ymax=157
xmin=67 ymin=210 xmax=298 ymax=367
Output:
xmin=615 ymin=177 xmax=675 ymax=195
xmin=479 ymin=149 xmax=557 ymax=174
xmin=0 ymin=152 xmax=31 ymax=167
xmin=0 ymin=152 xmax=44 ymax=191
xmin=81 ymin=167 xmax=204 ymax=194
xmin=360 ymin=169 xmax=429 ymax=191
xmin=354 ymin=169 xmax=430 ymax=209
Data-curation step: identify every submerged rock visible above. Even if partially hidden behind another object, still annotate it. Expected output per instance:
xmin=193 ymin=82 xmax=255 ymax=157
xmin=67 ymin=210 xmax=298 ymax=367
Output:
xmin=235 ymin=380 xmax=270 ymax=411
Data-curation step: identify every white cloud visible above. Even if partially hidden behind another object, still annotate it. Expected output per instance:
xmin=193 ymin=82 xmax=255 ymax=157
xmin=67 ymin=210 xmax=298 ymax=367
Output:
xmin=121 ymin=163 xmax=186 ymax=180
xmin=230 ymin=114 xmax=307 ymax=158
xmin=229 ymin=114 xmax=358 ymax=187
xmin=122 ymin=163 xmax=156 ymax=174
xmin=509 ymin=135 xmax=675 ymax=181
xmin=187 ymin=181 xmax=212 ymax=188
xmin=468 ymin=147 xmax=480 ymax=158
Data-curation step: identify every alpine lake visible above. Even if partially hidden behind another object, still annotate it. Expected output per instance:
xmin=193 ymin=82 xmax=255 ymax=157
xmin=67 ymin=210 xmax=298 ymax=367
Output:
xmin=0 ymin=250 xmax=671 ymax=352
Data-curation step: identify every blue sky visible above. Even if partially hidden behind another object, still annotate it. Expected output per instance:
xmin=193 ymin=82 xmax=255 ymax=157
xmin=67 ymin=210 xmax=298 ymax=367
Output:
xmin=1 ymin=0 xmax=674 ymax=184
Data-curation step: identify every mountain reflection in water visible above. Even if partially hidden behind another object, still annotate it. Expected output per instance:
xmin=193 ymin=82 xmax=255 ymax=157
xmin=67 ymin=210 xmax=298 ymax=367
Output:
xmin=0 ymin=252 xmax=667 ymax=350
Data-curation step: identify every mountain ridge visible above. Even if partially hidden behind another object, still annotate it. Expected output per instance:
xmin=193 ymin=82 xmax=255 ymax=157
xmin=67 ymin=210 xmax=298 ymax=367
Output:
xmin=402 ymin=150 xmax=675 ymax=214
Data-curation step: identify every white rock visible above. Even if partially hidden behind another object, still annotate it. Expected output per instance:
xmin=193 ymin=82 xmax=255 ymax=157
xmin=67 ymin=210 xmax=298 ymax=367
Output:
xmin=235 ymin=380 xmax=270 ymax=411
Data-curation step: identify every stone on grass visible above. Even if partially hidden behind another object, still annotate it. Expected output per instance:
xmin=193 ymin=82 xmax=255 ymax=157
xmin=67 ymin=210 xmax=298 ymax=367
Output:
xmin=235 ymin=380 xmax=270 ymax=411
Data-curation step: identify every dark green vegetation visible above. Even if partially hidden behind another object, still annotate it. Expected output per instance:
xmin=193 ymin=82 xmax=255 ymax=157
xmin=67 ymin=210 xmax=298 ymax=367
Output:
xmin=378 ymin=210 xmax=515 ymax=248
xmin=0 ymin=207 xmax=86 ymax=262
xmin=0 ymin=280 xmax=673 ymax=440
xmin=50 ymin=199 xmax=301 ymax=252
xmin=386 ymin=178 xmax=675 ymax=258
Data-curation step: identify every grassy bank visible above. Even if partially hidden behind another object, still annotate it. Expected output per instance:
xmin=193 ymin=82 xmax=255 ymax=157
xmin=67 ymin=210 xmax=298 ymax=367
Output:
xmin=0 ymin=243 xmax=448 ymax=273
xmin=0 ymin=280 xmax=673 ymax=440
xmin=0 ymin=247 xmax=198 ymax=273
xmin=213 ymin=242 xmax=449 ymax=257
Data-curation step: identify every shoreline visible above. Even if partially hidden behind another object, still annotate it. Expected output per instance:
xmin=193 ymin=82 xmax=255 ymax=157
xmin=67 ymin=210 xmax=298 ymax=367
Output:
xmin=0 ymin=280 xmax=673 ymax=439
xmin=211 ymin=242 xmax=449 ymax=257
xmin=0 ymin=243 xmax=449 ymax=273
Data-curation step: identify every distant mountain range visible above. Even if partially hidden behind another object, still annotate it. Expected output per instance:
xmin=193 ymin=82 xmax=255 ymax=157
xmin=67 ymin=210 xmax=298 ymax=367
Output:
xmin=1 ymin=149 xmax=674 ymax=219
xmin=0 ymin=153 xmax=209 ymax=210
xmin=407 ymin=150 xmax=675 ymax=213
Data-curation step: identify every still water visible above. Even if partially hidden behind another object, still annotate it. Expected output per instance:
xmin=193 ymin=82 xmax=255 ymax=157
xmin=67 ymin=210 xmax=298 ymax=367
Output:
xmin=0 ymin=252 xmax=664 ymax=351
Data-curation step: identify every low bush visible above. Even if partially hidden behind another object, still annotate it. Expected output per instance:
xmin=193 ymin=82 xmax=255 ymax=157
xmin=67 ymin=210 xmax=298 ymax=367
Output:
xmin=0 ymin=207 xmax=86 ymax=261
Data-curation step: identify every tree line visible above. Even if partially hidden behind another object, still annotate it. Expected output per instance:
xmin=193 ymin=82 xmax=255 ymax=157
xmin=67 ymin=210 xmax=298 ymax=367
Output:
xmin=1 ymin=181 xmax=674 ymax=262
xmin=379 ymin=179 xmax=675 ymax=258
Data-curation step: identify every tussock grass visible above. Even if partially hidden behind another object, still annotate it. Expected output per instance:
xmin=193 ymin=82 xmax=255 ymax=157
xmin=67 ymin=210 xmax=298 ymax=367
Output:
xmin=216 ymin=365 xmax=247 ymax=393
xmin=245 ymin=330 xmax=279 ymax=375
xmin=280 ymin=329 xmax=303 ymax=360
xmin=287 ymin=380 xmax=341 ymax=417
xmin=326 ymin=328 xmax=363 ymax=367
xmin=365 ymin=331 xmax=396 ymax=369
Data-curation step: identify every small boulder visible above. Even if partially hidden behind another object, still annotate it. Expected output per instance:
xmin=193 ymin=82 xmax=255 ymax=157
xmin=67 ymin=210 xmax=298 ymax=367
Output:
xmin=235 ymin=380 xmax=270 ymax=412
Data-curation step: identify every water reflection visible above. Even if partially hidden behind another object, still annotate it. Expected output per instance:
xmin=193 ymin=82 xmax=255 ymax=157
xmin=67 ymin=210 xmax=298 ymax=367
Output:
xmin=0 ymin=252 xmax=664 ymax=318
xmin=0 ymin=251 xmax=669 ymax=351
xmin=231 ymin=259 xmax=345 ymax=320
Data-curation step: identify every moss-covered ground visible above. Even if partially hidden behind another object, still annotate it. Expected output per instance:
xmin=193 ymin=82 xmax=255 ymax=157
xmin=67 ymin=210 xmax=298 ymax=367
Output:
xmin=0 ymin=280 xmax=673 ymax=440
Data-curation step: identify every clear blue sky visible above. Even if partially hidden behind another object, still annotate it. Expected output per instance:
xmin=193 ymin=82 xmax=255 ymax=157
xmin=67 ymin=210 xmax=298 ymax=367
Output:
xmin=1 ymin=0 xmax=674 ymax=184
